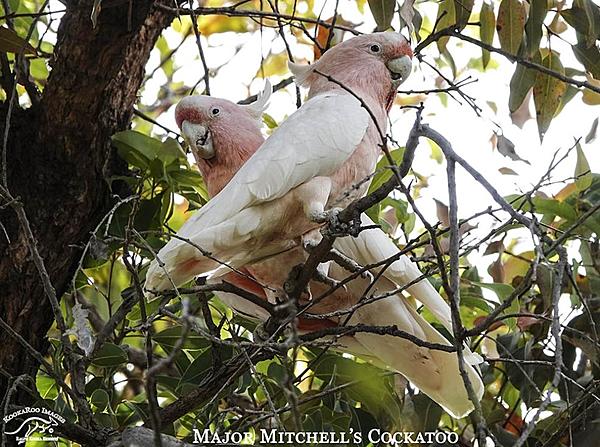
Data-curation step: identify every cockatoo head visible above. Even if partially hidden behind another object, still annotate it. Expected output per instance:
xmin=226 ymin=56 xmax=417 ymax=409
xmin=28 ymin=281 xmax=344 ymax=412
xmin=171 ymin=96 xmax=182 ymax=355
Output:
xmin=289 ymin=32 xmax=413 ymax=110
xmin=174 ymin=82 xmax=270 ymax=196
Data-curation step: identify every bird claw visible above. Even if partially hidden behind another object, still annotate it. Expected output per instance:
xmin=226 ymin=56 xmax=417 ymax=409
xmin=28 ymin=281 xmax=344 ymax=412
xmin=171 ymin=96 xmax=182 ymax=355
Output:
xmin=310 ymin=207 xmax=340 ymax=224
xmin=283 ymin=264 xmax=314 ymax=300
xmin=302 ymin=237 xmax=320 ymax=253
xmin=310 ymin=208 xmax=362 ymax=237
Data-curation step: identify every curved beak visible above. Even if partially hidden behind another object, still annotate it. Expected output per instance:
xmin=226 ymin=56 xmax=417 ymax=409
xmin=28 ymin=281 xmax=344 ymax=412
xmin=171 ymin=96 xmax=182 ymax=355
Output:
xmin=181 ymin=121 xmax=214 ymax=159
xmin=386 ymin=55 xmax=413 ymax=87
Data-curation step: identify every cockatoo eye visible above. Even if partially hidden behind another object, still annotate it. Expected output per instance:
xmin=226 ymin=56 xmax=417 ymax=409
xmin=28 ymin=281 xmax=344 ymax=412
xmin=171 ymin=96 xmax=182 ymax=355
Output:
xmin=210 ymin=107 xmax=220 ymax=117
xmin=369 ymin=44 xmax=381 ymax=54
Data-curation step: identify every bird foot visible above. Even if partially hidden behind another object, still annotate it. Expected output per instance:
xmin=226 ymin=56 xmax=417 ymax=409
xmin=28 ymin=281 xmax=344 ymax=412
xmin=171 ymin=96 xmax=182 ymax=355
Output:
xmin=283 ymin=264 xmax=313 ymax=300
xmin=313 ymin=208 xmax=362 ymax=237
xmin=301 ymin=229 xmax=322 ymax=253
xmin=309 ymin=207 xmax=341 ymax=224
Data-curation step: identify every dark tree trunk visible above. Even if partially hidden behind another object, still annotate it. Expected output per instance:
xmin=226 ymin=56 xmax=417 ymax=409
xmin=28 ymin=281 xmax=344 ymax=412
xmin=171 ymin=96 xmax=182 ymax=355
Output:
xmin=0 ymin=0 xmax=172 ymax=412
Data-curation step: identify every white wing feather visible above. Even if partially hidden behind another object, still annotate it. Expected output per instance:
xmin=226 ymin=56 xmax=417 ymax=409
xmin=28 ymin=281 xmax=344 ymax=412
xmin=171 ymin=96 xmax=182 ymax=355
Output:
xmin=349 ymin=293 xmax=484 ymax=418
xmin=334 ymin=214 xmax=482 ymax=365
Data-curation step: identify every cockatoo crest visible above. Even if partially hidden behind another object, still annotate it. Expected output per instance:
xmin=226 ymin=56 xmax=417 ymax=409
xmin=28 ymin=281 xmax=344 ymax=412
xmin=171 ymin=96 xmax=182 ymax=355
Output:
xmin=288 ymin=61 xmax=313 ymax=87
xmin=241 ymin=80 xmax=272 ymax=122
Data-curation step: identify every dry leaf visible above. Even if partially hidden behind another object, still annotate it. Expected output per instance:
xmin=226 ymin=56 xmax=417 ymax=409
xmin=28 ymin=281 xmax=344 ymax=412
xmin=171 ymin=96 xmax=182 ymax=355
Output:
xmin=496 ymin=134 xmax=531 ymax=164
xmin=434 ymin=198 xmax=450 ymax=227
xmin=510 ymin=89 xmax=533 ymax=128
xmin=499 ymin=167 xmax=518 ymax=175
xmin=399 ymin=0 xmax=416 ymax=35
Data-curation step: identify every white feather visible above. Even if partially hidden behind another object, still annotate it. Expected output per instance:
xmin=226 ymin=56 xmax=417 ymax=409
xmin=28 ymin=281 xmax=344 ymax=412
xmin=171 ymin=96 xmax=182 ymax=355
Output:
xmin=349 ymin=293 xmax=484 ymax=419
xmin=335 ymin=215 xmax=452 ymax=334
xmin=329 ymin=215 xmax=484 ymax=416
xmin=288 ymin=61 xmax=313 ymax=87
xmin=242 ymin=79 xmax=272 ymax=121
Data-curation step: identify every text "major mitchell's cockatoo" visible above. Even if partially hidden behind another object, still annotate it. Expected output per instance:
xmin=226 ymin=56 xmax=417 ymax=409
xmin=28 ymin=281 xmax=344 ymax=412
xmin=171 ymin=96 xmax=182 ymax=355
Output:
xmin=166 ymin=85 xmax=485 ymax=416
xmin=144 ymin=32 xmax=414 ymax=293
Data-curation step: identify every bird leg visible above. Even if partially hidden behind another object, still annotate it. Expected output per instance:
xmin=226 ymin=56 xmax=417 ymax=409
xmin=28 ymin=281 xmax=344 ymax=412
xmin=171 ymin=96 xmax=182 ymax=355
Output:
xmin=301 ymin=228 xmax=323 ymax=253
xmin=295 ymin=176 xmax=331 ymax=219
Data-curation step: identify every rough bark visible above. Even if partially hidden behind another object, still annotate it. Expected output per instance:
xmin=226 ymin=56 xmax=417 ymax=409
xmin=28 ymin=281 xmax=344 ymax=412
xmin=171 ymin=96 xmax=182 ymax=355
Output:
xmin=0 ymin=0 xmax=173 ymax=410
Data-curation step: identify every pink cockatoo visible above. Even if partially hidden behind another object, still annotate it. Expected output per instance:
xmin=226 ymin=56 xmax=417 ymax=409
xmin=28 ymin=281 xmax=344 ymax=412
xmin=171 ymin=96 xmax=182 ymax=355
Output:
xmin=144 ymin=32 xmax=414 ymax=293
xmin=163 ymin=85 xmax=485 ymax=417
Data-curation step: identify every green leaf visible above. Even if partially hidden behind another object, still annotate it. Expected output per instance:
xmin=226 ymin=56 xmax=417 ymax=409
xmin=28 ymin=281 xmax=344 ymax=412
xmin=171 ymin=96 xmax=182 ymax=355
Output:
xmin=525 ymin=0 xmax=548 ymax=57
xmin=496 ymin=0 xmax=526 ymax=56
xmin=199 ymin=14 xmax=250 ymax=36
xmin=256 ymin=52 xmax=288 ymax=78
xmin=496 ymin=134 xmax=530 ymax=164
xmin=574 ymin=0 xmax=599 ymax=47
xmin=262 ymin=113 xmax=278 ymax=129
xmin=159 ymin=138 xmax=187 ymax=165
xmin=436 ymin=0 xmax=456 ymax=53
xmin=367 ymin=148 xmax=405 ymax=194
xmin=367 ymin=0 xmax=396 ymax=31
xmin=0 ymin=26 xmax=36 ymax=55
xmin=558 ymin=84 xmax=581 ymax=113
xmin=178 ymin=349 xmax=212 ymax=387
xmin=399 ymin=0 xmax=416 ymax=36
xmin=575 ymin=143 xmax=593 ymax=192
xmin=509 ymin=59 xmax=538 ymax=112
xmin=533 ymin=50 xmax=567 ymax=141
xmin=586 ymin=116 xmax=598 ymax=143
xmin=91 ymin=343 xmax=128 ymax=368
xmin=168 ymin=167 xmax=205 ymax=187
xmin=440 ymin=46 xmax=457 ymax=78
xmin=573 ymin=42 xmax=600 ymax=78
xmin=412 ymin=8 xmax=423 ymax=43
xmin=507 ymin=194 xmax=578 ymax=220
xmin=36 ymin=374 xmax=58 ymax=400
xmin=90 ymin=389 xmax=110 ymax=412
xmin=461 ymin=293 xmax=494 ymax=312
xmin=480 ymin=1 xmax=495 ymax=68
xmin=154 ymin=326 xmax=211 ymax=352
xmin=471 ymin=281 xmax=515 ymax=300
xmin=29 ymin=58 xmax=48 ymax=81
xmin=112 ymin=130 xmax=163 ymax=170
xmin=454 ymin=0 xmax=474 ymax=30
xmin=562 ymin=5 xmax=600 ymax=45
xmin=134 ymin=195 xmax=164 ymax=232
